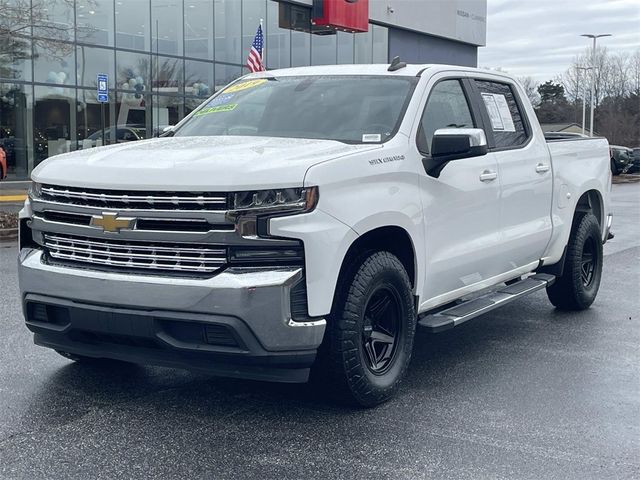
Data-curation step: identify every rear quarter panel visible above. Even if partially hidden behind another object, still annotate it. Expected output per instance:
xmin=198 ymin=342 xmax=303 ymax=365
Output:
xmin=543 ymin=137 xmax=611 ymax=264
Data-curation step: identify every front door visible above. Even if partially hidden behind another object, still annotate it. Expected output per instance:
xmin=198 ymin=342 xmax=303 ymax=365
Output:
xmin=417 ymin=78 xmax=504 ymax=307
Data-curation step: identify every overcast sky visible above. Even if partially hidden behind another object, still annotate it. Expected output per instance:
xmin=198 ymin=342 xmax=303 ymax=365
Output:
xmin=477 ymin=0 xmax=640 ymax=82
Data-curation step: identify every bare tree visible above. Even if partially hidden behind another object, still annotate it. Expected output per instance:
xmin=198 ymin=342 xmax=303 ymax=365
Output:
xmin=630 ymin=50 xmax=640 ymax=96
xmin=557 ymin=47 xmax=640 ymax=146
xmin=517 ymin=76 xmax=539 ymax=107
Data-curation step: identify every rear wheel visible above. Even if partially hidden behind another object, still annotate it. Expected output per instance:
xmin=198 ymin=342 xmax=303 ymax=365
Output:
xmin=546 ymin=213 xmax=603 ymax=310
xmin=315 ymin=251 xmax=416 ymax=407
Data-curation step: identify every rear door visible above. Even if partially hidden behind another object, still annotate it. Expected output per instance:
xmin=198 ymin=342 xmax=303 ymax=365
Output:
xmin=471 ymin=78 xmax=553 ymax=271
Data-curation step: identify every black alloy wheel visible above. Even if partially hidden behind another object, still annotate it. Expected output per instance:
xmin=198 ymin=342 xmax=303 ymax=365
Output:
xmin=580 ymin=236 xmax=597 ymax=287
xmin=362 ymin=287 xmax=402 ymax=375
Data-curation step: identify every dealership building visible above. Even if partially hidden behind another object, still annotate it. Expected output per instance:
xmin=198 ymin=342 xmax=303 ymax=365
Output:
xmin=0 ymin=0 xmax=487 ymax=180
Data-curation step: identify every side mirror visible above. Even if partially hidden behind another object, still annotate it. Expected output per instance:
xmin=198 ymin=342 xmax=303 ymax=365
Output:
xmin=423 ymin=128 xmax=488 ymax=178
xmin=162 ymin=125 xmax=175 ymax=133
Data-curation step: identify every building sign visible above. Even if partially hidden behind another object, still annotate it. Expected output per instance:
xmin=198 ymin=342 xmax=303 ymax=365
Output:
xmin=311 ymin=0 xmax=369 ymax=33
xmin=97 ymin=73 xmax=108 ymax=103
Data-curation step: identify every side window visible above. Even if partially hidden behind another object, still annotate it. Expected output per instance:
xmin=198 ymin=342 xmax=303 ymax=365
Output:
xmin=475 ymin=80 xmax=528 ymax=148
xmin=418 ymin=79 xmax=474 ymax=153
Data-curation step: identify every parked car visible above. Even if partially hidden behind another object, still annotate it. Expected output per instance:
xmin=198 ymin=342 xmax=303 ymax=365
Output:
xmin=86 ymin=125 xmax=145 ymax=144
xmin=625 ymin=147 xmax=640 ymax=174
xmin=610 ymin=145 xmax=633 ymax=175
xmin=0 ymin=146 xmax=6 ymax=179
xmin=18 ymin=63 xmax=612 ymax=406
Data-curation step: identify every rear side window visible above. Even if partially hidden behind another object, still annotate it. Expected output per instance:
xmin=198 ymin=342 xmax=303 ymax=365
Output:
xmin=475 ymin=80 xmax=528 ymax=149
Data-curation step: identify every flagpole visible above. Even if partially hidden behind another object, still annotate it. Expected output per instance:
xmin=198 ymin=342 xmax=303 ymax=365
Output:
xmin=260 ymin=18 xmax=266 ymax=70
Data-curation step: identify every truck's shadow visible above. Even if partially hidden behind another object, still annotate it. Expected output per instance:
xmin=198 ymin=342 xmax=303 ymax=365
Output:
xmin=22 ymin=296 xmax=600 ymax=430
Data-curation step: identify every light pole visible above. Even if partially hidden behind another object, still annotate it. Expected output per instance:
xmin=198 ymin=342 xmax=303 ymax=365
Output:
xmin=581 ymin=33 xmax=611 ymax=137
xmin=576 ymin=66 xmax=592 ymax=136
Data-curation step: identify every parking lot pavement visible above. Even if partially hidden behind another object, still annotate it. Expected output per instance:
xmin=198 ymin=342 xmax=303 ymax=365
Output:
xmin=0 ymin=184 xmax=638 ymax=480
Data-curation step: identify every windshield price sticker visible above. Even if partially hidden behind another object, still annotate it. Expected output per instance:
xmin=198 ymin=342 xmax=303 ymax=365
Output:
xmin=224 ymin=79 xmax=267 ymax=93
xmin=482 ymin=93 xmax=515 ymax=132
xmin=206 ymin=93 xmax=235 ymax=107
xmin=194 ymin=104 xmax=238 ymax=116
xmin=362 ymin=133 xmax=382 ymax=142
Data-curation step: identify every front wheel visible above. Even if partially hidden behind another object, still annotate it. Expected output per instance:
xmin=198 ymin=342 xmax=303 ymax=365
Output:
xmin=315 ymin=251 xmax=416 ymax=407
xmin=546 ymin=213 xmax=603 ymax=310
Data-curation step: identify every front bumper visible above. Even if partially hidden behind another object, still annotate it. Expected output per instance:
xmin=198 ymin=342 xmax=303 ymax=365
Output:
xmin=18 ymin=248 xmax=326 ymax=383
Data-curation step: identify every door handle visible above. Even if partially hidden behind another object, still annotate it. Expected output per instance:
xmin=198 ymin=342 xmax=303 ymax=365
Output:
xmin=535 ymin=163 xmax=550 ymax=173
xmin=479 ymin=170 xmax=498 ymax=182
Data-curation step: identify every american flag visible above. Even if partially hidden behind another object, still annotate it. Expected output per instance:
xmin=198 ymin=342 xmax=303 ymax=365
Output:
xmin=247 ymin=24 xmax=265 ymax=73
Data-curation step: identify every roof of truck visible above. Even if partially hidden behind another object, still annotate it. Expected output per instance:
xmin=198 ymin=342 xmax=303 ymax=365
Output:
xmin=244 ymin=63 xmax=514 ymax=79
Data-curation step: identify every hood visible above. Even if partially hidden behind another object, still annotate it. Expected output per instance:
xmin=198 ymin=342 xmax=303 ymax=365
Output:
xmin=31 ymin=136 xmax=381 ymax=190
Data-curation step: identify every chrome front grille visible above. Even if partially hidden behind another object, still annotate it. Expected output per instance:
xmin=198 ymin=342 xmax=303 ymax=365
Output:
xmin=43 ymin=233 xmax=227 ymax=274
xmin=40 ymin=185 xmax=229 ymax=211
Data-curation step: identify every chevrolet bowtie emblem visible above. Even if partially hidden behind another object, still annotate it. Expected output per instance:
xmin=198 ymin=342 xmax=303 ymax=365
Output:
xmin=90 ymin=212 xmax=136 ymax=233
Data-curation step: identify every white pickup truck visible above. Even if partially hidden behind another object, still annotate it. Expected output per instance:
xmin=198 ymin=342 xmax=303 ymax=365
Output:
xmin=18 ymin=62 xmax=612 ymax=407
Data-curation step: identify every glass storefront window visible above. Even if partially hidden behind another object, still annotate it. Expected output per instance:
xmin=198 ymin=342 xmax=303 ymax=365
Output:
xmin=0 ymin=82 xmax=32 ymax=179
xmin=153 ymin=56 xmax=183 ymax=94
xmin=337 ymin=31 xmax=354 ymax=64
xmin=184 ymin=0 xmax=214 ymax=59
xmin=76 ymin=46 xmax=115 ymax=88
xmin=372 ymin=25 xmax=389 ymax=63
xmin=115 ymin=0 xmax=151 ymax=51
xmin=355 ymin=28 xmax=373 ymax=64
xmin=215 ymin=0 xmax=242 ymax=64
xmin=265 ymin=0 xmax=290 ymax=70
xmin=291 ymin=30 xmax=311 ymax=67
xmin=117 ymin=50 xmax=150 ymax=93
xmin=77 ymin=0 xmax=115 ymax=46
xmin=33 ymin=1 xmax=75 ymax=42
xmin=152 ymin=0 xmax=184 ymax=56
xmin=312 ymin=33 xmax=337 ymax=66
xmin=0 ymin=36 xmax=32 ymax=82
xmin=34 ymin=85 xmax=76 ymax=166
xmin=33 ymin=42 xmax=75 ymax=86
xmin=185 ymin=59 xmax=213 ymax=98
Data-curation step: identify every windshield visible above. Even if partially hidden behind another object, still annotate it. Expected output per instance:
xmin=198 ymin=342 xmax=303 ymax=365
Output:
xmin=174 ymin=75 xmax=418 ymax=144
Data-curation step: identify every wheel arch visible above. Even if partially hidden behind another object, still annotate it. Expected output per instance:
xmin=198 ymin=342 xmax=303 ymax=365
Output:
xmin=575 ymin=189 xmax=604 ymax=230
xmin=332 ymin=225 xmax=418 ymax=310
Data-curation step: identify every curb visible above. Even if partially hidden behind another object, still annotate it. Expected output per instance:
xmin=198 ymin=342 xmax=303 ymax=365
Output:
xmin=613 ymin=174 xmax=640 ymax=184
xmin=0 ymin=228 xmax=17 ymax=242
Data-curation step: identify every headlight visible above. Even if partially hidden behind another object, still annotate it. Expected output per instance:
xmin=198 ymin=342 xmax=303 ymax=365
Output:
xmin=227 ymin=187 xmax=319 ymax=238
xmin=29 ymin=181 xmax=42 ymax=198
xmin=230 ymin=187 xmax=318 ymax=214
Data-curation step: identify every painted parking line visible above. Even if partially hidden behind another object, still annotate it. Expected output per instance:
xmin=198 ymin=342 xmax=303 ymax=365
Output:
xmin=0 ymin=195 xmax=27 ymax=202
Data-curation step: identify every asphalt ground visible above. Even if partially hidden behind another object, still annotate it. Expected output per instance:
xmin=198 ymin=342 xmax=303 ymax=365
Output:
xmin=0 ymin=184 xmax=638 ymax=479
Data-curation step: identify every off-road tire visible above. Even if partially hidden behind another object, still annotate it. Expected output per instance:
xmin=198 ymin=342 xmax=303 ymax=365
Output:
xmin=315 ymin=251 xmax=416 ymax=407
xmin=546 ymin=213 xmax=603 ymax=310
